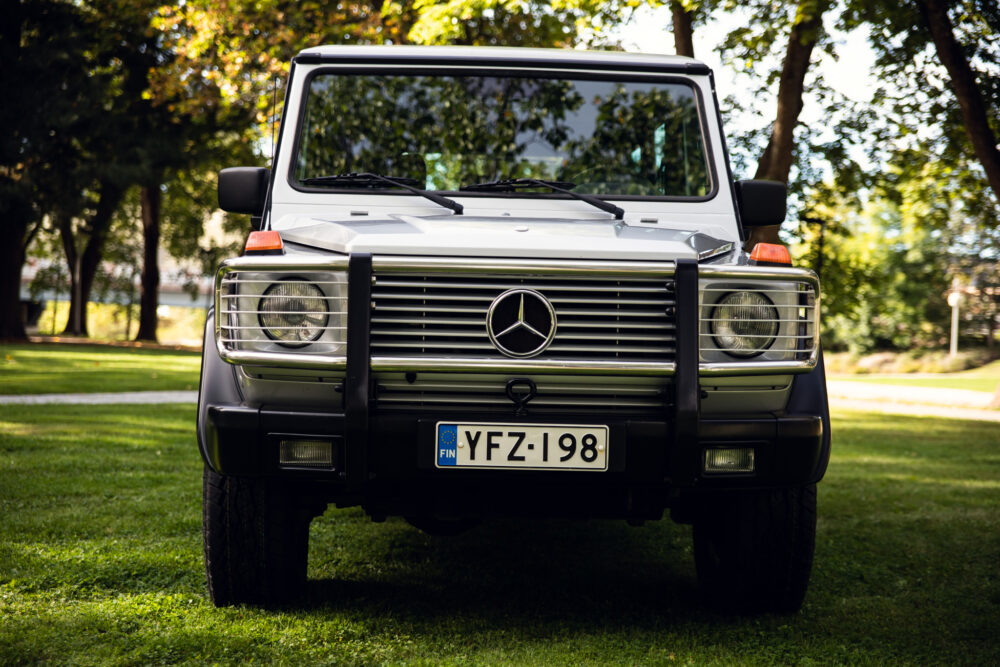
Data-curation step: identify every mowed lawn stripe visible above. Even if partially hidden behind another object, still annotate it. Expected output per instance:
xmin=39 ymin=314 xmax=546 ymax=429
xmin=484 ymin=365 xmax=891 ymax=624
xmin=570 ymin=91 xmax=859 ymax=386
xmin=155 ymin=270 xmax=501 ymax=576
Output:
xmin=0 ymin=343 xmax=201 ymax=395
xmin=0 ymin=404 xmax=997 ymax=664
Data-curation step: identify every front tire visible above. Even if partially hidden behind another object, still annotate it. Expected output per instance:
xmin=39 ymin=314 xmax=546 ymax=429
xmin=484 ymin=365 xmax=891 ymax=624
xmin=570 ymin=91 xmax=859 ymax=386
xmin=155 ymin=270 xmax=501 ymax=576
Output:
xmin=202 ymin=465 xmax=315 ymax=606
xmin=693 ymin=484 xmax=817 ymax=613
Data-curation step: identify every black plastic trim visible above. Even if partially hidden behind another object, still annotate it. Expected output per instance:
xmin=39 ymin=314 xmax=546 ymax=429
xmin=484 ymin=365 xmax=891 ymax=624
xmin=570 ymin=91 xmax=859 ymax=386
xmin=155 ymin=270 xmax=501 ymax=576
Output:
xmin=784 ymin=346 xmax=831 ymax=484
xmin=344 ymin=253 xmax=373 ymax=489
xmin=671 ymin=259 xmax=700 ymax=485
xmin=201 ymin=405 xmax=824 ymax=503
xmin=261 ymin=60 xmax=296 ymax=231
xmin=197 ymin=309 xmax=246 ymax=473
xmin=293 ymin=53 xmax=712 ymax=75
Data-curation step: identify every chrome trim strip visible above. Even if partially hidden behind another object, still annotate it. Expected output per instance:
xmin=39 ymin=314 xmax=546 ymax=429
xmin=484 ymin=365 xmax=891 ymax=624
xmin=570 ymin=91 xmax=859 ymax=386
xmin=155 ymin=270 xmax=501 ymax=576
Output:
xmin=699 ymin=360 xmax=817 ymax=376
xmin=216 ymin=351 xmax=815 ymax=376
xmin=377 ymin=380 xmax=663 ymax=395
xmin=697 ymin=242 xmax=735 ymax=261
xmin=371 ymin=256 xmax=678 ymax=276
xmin=373 ymin=279 xmax=671 ymax=292
xmin=699 ymin=264 xmax=820 ymax=283
xmin=376 ymin=395 xmax=664 ymax=408
xmin=219 ymin=256 xmax=351 ymax=272
xmin=215 ymin=347 xmax=348 ymax=370
xmin=370 ymin=356 xmax=676 ymax=376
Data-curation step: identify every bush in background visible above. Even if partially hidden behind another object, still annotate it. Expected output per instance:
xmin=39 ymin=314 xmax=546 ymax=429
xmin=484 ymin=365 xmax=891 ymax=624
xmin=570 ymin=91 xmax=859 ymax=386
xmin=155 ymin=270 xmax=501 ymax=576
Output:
xmin=826 ymin=348 xmax=994 ymax=374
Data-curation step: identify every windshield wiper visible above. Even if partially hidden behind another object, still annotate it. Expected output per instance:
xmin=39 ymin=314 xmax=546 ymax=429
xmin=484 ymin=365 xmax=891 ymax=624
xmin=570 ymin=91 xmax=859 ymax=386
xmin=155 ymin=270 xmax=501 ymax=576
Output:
xmin=460 ymin=178 xmax=624 ymax=220
xmin=300 ymin=172 xmax=463 ymax=215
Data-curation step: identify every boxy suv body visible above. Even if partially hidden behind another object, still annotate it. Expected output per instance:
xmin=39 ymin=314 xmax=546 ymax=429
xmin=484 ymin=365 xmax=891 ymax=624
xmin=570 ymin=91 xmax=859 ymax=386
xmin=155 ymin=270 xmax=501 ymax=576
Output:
xmin=198 ymin=45 xmax=830 ymax=612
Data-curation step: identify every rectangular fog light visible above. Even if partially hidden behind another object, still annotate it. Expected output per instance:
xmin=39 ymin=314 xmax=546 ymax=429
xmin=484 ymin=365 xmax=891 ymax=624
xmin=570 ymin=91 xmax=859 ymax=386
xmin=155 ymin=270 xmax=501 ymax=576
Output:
xmin=703 ymin=447 xmax=755 ymax=474
xmin=279 ymin=439 xmax=333 ymax=467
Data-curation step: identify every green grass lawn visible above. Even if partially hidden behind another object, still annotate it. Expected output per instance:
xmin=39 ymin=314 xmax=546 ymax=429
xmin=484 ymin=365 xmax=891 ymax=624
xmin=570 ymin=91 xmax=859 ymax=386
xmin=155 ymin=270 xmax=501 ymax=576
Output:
xmin=831 ymin=359 xmax=1000 ymax=394
xmin=1 ymin=404 xmax=997 ymax=664
xmin=0 ymin=343 xmax=201 ymax=395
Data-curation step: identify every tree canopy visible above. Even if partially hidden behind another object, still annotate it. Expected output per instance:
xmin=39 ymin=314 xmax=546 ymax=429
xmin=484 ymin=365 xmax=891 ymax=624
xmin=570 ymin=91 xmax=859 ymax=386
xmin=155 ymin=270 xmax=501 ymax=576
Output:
xmin=1 ymin=0 xmax=997 ymax=366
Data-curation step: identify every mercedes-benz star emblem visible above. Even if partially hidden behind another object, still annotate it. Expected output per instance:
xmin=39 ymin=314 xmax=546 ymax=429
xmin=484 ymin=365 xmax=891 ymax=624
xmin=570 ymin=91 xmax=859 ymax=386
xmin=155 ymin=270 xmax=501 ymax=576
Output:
xmin=486 ymin=289 xmax=557 ymax=358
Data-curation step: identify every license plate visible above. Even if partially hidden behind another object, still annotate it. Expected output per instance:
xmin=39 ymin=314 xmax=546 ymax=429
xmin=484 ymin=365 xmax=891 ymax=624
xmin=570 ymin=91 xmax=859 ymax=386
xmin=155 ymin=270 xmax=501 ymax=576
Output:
xmin=435 ymin=422 xmax=609 ymax=471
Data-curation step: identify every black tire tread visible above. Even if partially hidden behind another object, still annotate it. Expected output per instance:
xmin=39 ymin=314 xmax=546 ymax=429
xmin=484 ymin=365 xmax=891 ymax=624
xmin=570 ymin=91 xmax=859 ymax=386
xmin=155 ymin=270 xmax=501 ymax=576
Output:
xmin=693 ymin=484 xmax=817 ymax=613
xmin=203 ymin=466 xmax=311 ymax=606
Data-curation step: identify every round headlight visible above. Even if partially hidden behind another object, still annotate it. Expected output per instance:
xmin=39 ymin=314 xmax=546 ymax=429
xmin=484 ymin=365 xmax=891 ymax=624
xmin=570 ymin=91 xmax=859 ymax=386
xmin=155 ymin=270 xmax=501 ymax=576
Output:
xmin=258 ymin=279 xmax=328 ymax=347
xmin=710 ymin=291 xmax=779 ymax=358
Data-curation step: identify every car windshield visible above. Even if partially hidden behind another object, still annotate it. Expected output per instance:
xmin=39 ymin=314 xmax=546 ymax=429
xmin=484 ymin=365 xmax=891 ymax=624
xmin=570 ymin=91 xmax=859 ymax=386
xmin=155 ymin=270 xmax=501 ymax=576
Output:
xmin=293 ymin=72 xmax=712 ymax=198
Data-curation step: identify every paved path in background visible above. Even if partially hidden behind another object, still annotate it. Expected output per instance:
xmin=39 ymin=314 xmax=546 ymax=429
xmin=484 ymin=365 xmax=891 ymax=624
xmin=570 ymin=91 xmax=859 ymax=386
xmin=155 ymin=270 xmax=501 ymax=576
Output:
xmin=825 ymin=380 xmax=1000 ymax=422
xmin=2 ymin=383 xmax=998 ymax=421
xmin=828 ymin=397 xmax=1000 ymax=422
xmin=826 ymin=380 xmax=994 ymax=408
xmin=0 ymin=391 xmax=198 ymax=405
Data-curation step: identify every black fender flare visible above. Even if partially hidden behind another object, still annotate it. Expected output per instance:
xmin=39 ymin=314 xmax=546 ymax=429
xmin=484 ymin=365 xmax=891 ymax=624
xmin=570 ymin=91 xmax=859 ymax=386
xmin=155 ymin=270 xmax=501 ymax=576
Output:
xmin=196 ymin=310 xmax=247 ymax=472
xmin=784 ymin=346 xmax=832 ymax=484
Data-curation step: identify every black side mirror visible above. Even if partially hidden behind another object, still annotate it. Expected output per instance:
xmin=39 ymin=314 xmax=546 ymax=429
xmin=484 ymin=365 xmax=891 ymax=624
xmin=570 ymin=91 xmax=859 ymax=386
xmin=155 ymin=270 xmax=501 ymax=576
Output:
xmin=218 ymin=167 xmax=270 ymax=215
xmin=735 ymin=180 xmax=786 ymax=227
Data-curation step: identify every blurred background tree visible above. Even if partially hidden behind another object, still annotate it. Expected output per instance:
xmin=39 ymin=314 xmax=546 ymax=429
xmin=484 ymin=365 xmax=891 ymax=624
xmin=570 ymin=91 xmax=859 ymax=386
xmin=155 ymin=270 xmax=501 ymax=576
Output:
xmin=1 ymin=0 xmax=997 ymax=385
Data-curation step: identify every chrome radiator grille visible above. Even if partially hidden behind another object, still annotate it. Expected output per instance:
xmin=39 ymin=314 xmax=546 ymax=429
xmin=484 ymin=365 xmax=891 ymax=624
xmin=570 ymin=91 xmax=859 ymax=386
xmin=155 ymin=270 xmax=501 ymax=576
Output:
xmin=370 ymin=273 xmax=677 ymax=362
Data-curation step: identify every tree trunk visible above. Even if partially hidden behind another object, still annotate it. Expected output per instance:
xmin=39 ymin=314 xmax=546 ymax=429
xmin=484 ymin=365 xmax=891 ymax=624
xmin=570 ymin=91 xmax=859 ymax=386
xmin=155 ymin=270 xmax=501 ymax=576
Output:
xmin=0 ymin=234 xmax=28 ymax=340
xmin=746 ymin=0 xmax=831 ymax=249
xmin=60 ymin=182 xmax=124 ymax=337
xmin=916 ymin=0 xmax=1000 ymax=406
xmin=56 ymin=212 xmax=83 ymax=336
xmin=916 ymin=0 xmax=1000 ymax=205
xmin=135 ymin=184 xmax=161 ymax=342
xmin=671 ymin=1 xmax=695 ymax=58
xmin=0 ymin=8 xmax=37 ymax=341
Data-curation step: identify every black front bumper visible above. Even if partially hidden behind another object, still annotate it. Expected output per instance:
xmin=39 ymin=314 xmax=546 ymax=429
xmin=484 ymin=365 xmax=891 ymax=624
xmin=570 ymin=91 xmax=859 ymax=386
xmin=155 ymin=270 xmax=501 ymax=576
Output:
xmin=197 ymin=256 xmax=831 ymax=520
xmin=201 ymin=405 xmax=825 ymax=519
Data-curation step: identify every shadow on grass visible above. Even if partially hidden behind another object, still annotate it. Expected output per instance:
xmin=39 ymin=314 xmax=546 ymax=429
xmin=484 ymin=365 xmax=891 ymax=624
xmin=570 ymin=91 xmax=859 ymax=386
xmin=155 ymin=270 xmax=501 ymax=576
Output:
xmin=299 ymin=516 xmax=705 ymax=629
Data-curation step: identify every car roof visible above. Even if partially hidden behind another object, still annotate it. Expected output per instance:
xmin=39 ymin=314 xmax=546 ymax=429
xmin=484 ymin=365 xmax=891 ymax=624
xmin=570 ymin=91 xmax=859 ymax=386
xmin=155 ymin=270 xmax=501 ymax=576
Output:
xmin=294 ymin=45 xmax=710 ymax=75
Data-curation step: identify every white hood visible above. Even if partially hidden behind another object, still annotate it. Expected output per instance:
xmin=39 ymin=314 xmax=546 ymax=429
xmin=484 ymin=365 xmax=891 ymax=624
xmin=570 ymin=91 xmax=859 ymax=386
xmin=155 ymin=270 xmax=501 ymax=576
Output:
xmin=279 ymin=214 xmax=735 ymax=262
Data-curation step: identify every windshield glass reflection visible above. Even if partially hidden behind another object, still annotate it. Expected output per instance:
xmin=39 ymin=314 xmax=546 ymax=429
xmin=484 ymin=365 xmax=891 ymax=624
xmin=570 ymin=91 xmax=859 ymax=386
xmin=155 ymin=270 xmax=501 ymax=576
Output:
xmin=295 ymin=73 xmax=711 ymax=198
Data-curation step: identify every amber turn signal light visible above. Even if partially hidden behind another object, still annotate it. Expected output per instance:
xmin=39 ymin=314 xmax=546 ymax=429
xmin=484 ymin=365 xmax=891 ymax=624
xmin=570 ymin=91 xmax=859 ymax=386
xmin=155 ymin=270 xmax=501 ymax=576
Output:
xmin=244 ymin=230 xmax=284 ymax=254
xmin=749 ymin=242 xmax=791 ymax=265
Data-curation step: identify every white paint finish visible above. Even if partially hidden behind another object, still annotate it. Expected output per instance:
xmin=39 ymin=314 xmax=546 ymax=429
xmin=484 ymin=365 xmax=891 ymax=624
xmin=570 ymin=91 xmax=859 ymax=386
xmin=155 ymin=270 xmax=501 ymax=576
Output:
xmin=297 ymin=44 xmax=701 ymax=69
xmin=279 ymin=214 xmax=734 ymax=260
xmin=269 ymin=46 xmax=740 ymax=247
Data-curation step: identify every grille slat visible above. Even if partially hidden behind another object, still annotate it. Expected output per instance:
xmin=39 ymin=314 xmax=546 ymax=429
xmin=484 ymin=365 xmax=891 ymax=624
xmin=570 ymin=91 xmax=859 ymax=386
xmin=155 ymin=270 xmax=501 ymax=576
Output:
xmin=373 ymin=341 xmax=496 ymax=350
xmin=373 ymin=292 xmax=675 ymax=307
xmin=549 ymin=344 xmax=676 ymax=354
xmin=374 ymin=373 xmax=669 ymax=415
xmin=372 ymin=305 xmax=670 ymax=318
xmin=371 ymin=329 xmax=674 ymax=343
xmin=369 ymin=272 xmax=677 ymax=363
xmin=371 ymin=316 xmax=667 ymax=330
xmin=376 ymin=395 xmax=664 ymax=409
xmin=378 ymin=380 xmax=661 ymax=395
xmin=375 ymin=279 xmax=670 ymax=293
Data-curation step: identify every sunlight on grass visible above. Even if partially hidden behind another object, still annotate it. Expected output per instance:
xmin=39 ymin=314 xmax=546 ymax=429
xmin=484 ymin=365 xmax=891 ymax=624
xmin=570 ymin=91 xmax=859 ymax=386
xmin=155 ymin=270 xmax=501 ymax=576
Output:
xmin=0 ymin=343 xmax=201 ymax=395
xmin=878 ymin=474 xmax=1000 ymax=490
xmin=832 ymin=358 xmax=1000 ymax=393
xmin=1 ymin=403 xmax=998 ymax=664
xmin=0 ymin=421 xmax=41 ymax=437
